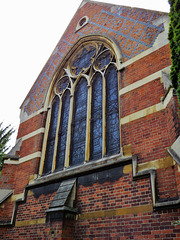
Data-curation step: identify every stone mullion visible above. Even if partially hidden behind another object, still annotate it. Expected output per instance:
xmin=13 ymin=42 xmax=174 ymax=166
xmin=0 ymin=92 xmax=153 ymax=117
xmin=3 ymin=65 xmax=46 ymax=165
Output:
xmin=64 ymin=87 xmax=74 ymax=168
xmin=85 ymin=80 xmax=91 ymax=162
xmin=117 ymin=69 xmax=122 ymax=153
xmin=102 ymin=73 xmax=106 ymax=157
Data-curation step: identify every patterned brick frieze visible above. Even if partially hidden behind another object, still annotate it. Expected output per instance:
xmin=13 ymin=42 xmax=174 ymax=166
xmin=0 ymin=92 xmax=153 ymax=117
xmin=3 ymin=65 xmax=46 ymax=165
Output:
xmin=22 ymin=2 xmax=166 ymax=116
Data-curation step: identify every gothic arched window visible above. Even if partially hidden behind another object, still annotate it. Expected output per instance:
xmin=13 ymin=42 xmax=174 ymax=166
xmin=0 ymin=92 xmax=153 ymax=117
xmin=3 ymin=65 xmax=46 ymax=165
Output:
xmin=40 ymin=36 xmax=122 ymax=175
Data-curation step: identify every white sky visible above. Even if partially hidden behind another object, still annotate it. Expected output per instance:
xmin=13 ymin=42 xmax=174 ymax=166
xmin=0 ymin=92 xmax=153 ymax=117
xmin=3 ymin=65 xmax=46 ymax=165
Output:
xmin=0 ymin=0 xmax=170 ymax=149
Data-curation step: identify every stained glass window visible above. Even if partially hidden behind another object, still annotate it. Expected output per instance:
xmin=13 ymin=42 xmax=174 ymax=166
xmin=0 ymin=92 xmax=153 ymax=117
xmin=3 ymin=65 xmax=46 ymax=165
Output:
xmin=105 ymin=64 xmax=120 ymax=155
xmin=70 ymin=78 xmax=88 ymax=166
xmin=56 ymin=90 xmax=70 ymax=171
xmin=42 ymin=38 xmax=121 ymax=175
xmin=71 ymin=44 xmax=96 ymax=75
xmin=90 ymin=73 xmax=103 ymax=160
xmin=43 ymin=96 xmax=60 ymax=174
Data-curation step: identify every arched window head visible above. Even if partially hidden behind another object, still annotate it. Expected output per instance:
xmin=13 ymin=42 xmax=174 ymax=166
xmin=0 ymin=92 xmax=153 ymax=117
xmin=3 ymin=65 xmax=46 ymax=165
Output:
xmin=40 ymin=35 xmax=122 ymax=175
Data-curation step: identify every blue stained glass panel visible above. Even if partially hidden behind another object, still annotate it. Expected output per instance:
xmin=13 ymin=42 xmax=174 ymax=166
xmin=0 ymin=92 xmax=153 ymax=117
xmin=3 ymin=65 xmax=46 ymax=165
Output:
xmin=56 ymin=90 xmax=70 ymax=170
xmin=43 ymin=96 xmax=60 ymax=174
xmin=94 ymin=50 xmax=112 ymax=70
xmin=90 ymin=73 xmax=103 ymax=160
xmin=105 ymin=64 xmax=120 ymax=155
xmin=56 ymin=76 xmax=69 ymax=94
xmin=71 ymin=45 xmax=96 ymax=75
xmin=70 ymin=78 xmax=87 ymax=166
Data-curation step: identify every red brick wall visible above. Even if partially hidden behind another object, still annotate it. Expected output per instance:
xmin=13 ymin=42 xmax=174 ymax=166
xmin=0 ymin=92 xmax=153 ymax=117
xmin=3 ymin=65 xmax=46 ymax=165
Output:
xmin=120 ymin=78 xmax=165 ymax=118
xmin=75 ymin=209 xmax=180 ymax=239
xmin=19 ymin=133 xmax=44 ymax=158
xmin=1 ymin=170 xmax=180 ymax=239
xmin=17 ymin=111 xmax=47 ymax=139
xmin=0 ymin=164 xmax=17 ymax=189
xmin=0 ymin=222 xmax=63 ymax=240
xmin=121 ymin=110 xmax=170 ymax=163
xmin=13 ymin=158 xmax=40 ymax=194
xmin=120 ymin=44 xmax=171 ymax=88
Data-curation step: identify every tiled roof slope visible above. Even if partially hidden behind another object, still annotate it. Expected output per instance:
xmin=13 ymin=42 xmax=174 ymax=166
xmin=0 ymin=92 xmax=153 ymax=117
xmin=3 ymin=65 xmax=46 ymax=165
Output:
xmin=21 ymin=0 xmax=168 ymax=116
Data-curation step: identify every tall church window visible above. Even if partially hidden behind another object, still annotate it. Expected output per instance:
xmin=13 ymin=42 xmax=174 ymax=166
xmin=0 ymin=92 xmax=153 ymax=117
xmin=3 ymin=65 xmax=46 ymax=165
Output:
xmin=40 ymin=37 xmax=121 ymax=175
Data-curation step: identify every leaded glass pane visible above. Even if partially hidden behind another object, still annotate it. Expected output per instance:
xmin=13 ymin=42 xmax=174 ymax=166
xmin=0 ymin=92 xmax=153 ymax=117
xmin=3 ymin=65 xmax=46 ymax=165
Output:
xmin=90 ymin=73 xmax=103 ymax=160
xmin=43 ymin=96 xmax=60 ymax=174
xmin=94 ymin=50 xmax=112 ymax=70
xmin=70 ymin=78 xmax=87 ymax=166
xmin=56 ymin=90 xmax=70 ymax=171
xmin=55 ymin=76 xmax=69 ymax=95
xmin=71 ymin=44 xmax=96 ymax=75
xmin=105 ymin=64 xmax=120 ymax=156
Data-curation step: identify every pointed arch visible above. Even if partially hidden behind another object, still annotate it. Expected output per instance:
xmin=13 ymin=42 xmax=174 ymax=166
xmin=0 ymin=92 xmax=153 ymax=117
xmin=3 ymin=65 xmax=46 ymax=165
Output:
xmin=43 ymin=34 xmax=123 ymax=110
xmin=40 ymin=34 xmax=122 ymax=175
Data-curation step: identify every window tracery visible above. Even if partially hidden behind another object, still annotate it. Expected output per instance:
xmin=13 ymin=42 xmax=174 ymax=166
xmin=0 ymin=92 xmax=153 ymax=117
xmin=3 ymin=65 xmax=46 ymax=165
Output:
xmin=41 ymin=37 xmax=121 ymax=175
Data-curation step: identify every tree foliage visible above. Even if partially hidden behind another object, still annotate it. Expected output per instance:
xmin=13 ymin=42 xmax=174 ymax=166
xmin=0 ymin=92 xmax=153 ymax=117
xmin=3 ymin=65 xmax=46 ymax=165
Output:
xmin=168 ymin=0 xmax=180 ymax=106
xmin=0 ymin=122 xmax=14 ymax=171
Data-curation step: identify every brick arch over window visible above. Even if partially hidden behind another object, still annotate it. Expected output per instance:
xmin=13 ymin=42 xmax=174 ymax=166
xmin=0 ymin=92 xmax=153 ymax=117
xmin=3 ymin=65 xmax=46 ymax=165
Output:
xmin=40 ymin=35 xmax=123 ymax=175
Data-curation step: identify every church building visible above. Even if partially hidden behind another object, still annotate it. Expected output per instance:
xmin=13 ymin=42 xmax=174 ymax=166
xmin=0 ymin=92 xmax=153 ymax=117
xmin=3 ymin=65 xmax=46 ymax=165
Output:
xmin=1 ymin=1 xmax=180 ymax=239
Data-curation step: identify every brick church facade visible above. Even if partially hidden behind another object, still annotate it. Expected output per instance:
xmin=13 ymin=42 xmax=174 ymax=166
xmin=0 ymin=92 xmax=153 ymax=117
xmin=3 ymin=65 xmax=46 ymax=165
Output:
xmin=1 ymin=1 xmax=180 ymax=239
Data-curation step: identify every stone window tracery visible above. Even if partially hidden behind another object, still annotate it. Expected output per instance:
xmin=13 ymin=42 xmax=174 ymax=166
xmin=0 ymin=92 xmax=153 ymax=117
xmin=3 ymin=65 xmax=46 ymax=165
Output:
xmin=41 ymin=37 xmax=121 ymax=175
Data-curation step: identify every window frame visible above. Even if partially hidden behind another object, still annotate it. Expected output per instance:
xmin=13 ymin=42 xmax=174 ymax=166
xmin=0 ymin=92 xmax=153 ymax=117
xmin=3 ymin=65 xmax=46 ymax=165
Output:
xmin=39 ymin=34 xmax=123 ymax=175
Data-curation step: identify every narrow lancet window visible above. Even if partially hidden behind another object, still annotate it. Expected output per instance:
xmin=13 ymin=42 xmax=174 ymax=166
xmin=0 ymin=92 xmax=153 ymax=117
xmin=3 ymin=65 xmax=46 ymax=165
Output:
xmin=70 ymin=78 xmax=88 ymax=166
xmin=105 ymin=64 xmax=120 ymax=156
xmin=56 ymin=90 xmax=70 ymax=170
xmin=90 ymin=73 xmax=103 ymax=160
xmin=43 ymin=96 xmax=60 ymax=174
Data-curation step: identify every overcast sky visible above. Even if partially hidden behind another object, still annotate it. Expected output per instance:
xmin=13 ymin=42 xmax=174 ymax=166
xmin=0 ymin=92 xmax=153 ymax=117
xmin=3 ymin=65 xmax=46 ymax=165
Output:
xmin=0 ymin=0 xmax=170 ymax=149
